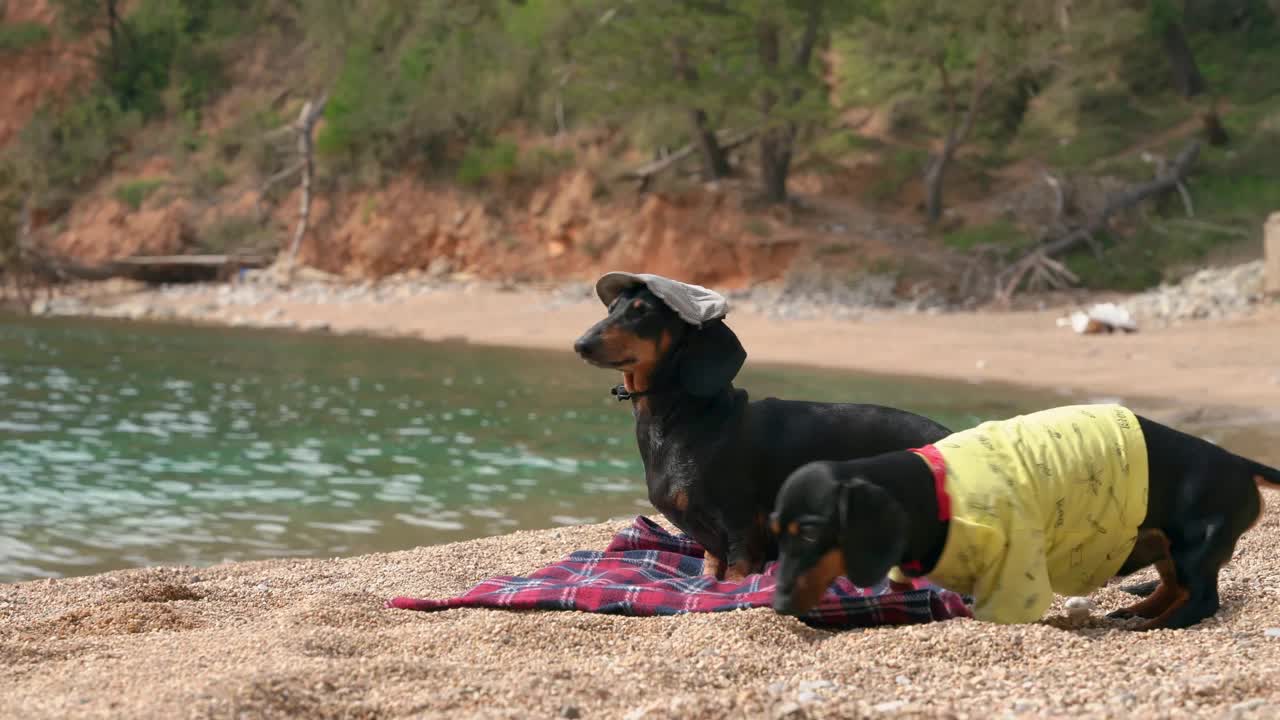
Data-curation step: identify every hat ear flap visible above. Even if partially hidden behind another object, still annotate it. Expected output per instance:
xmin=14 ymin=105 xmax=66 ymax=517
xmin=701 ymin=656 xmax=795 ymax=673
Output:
xmin=677 ymin=320 xmax=746 ymax=397
xmin=837 ymin=479 xmax=909 ymax=587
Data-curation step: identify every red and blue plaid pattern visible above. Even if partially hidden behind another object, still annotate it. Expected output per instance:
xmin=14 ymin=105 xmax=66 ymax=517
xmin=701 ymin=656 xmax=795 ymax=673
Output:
xmin=386 ymin=516 xmax=971 ymax=627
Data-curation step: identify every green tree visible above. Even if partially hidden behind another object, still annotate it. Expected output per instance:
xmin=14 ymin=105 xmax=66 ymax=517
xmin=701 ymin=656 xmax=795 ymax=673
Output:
xmin=307 ymin=0 xmax=564 ymax=177
xmin=566 ymin=0 xmax=849 ymax=202
xmin=563 ymin=2 xmax=740 ymax=180
xmin=853 ymin=0 xmax=1027 ymax=224
xmin=52 ymin=0 xmax=245 ymax=118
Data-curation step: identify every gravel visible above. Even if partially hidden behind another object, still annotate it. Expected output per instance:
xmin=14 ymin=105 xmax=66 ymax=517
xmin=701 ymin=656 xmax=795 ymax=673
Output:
xmin=1124 ymin=261 xmax=1273 ymax=327
xmin=4 ymin=504 xmax=1280 ymax=719
xmin=26 ymin=269 xmax=953 ymax=330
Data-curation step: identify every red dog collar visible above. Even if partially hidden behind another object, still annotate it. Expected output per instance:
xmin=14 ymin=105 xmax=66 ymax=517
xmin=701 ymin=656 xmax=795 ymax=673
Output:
xmin=912 ymin=444 xmax=952 ymax=521
xmin=897 ymin=444 xmax=951 ymax=576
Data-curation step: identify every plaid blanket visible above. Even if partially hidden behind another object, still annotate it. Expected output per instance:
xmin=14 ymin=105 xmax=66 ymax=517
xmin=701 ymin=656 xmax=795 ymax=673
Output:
xmin=387 ymin=516 xmax=971 ymax=628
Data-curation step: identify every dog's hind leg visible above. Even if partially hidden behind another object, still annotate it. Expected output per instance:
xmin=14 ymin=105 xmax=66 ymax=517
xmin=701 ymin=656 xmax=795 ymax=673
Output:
xmin=1110 ymin=530 xmax=1180 ymax=620
xmin=1112 ymin=557 xmax=1183 ymax=621
xmin=1136 ymin=521 xmax=1219 ymax=630
xmin=1118 ymin=579 xmax=1160 ymax=597
xmin=1143 ymin=477 xmax=1263 ymax=630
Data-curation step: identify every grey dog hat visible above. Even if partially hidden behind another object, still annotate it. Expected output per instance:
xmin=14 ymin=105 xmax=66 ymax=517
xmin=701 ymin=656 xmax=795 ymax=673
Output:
xmin=594 ymin=272 xmax=729 ymax=327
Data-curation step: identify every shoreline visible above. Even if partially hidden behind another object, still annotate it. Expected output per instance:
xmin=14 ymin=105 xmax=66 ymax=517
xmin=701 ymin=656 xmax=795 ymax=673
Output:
xmin=7 ymin=279 xmax=1280 ymax=717
xmin=22 ymin=275 xmax=1280 ymax=419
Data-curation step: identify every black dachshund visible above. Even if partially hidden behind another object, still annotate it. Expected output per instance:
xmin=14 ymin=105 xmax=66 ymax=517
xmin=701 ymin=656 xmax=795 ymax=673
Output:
xmin=574 ymin=276 xmax=949 ymax=580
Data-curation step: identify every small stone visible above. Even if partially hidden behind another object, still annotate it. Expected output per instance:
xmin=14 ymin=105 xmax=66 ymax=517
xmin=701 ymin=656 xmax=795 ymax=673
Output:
xmin=1263 ymin=627 xmax=1280 ymax=638
xmin=1111 ymin=691 xmax=1137 ymax=706
xmin=1232 ymin=699 xmax=1266 ymax=714
xmin=1065 ymin=596 xmax=1094 ymax=619
xmin=872 ymin=700 xmax=906 ymax=713
xmin=559 ymin=704 xmax=581 ymax=719
xmin=796 ymin=691 xmax=820 ymax=705
xmin=773 ymin=701 xmax=804 ymax=719
xmin=1012 ymin=699 xmax=1038 ymax=713
xmin=797 ymin=680 xmax=834 ymax=693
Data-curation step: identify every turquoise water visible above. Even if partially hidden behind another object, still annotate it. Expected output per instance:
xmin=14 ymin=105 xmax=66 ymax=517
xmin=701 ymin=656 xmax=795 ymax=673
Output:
xmin=0 ymin=314 xmax=1058 ymax=582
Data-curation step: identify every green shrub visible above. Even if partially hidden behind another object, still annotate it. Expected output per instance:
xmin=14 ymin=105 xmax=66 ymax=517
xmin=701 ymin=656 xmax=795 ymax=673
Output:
xmin=943 ymin=220 xmax=1028 ymax=251
xmin=191 ymin=163 xmax=229 ymax=196
xmin=196 ymin=213 xmax=275 ymax=254
xmin=0 ymin=21 xmax=51 ymax=53
xmin=13 ymin=94 xmax=139 ymax=203
xmin=63 ymin=0 xmax=245 ymax=119
xmin=114 ymin=179 xmax=166 ymax=210
xmin=865 ymin=147 xmax=927 ymax=205
xmin=456 ymin=140 xmax=520 ymax=187
xmin=525 ymin=146 xmax=574 ymax=177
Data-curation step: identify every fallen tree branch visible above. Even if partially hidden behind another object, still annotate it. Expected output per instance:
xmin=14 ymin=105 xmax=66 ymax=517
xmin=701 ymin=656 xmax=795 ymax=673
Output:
xmin=995 ymin=140 xmax=1201 ymax=302
xmin=1044 ymin=172 xmax=1065 ymax=226
xmin=1174 ymin=179 xmax=1194 ymax=218
xmin=1167 ymin=218 xmax=1252 ymax=238
xmin=260 ymin=159 xmax=305 ymax=193
xmin=616 ymin=128 xmax=756 ymax=182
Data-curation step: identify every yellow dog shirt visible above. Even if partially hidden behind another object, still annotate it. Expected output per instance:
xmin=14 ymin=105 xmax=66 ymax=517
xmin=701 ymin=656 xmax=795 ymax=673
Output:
xmin=890 ymin=405 xmax=1149 ymax=624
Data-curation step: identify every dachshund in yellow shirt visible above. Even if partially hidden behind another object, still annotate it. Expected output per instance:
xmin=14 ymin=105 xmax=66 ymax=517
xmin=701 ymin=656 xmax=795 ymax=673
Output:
xmin=769 ymin=405 xmax=1280 ymax=630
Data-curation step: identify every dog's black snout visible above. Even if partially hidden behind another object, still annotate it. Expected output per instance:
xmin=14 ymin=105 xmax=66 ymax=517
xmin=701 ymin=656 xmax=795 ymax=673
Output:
xmin=573 ymin=334 xmax=600 ymax=357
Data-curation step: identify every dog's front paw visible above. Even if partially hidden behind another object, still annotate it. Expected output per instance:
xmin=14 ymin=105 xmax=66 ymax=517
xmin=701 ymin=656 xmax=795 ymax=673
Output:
xmin=702 ymin=552 xmax=723 ymax=580
xmin=722 ymin=562 xmax=750 ymax=583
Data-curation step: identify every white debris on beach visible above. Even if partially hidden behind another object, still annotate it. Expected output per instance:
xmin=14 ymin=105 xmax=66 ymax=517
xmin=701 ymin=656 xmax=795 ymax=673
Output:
xmin=1122 ymin=260 xmax=1270 ymax=326
xmin=1057 ymin=303 xmax=1139 ymax=335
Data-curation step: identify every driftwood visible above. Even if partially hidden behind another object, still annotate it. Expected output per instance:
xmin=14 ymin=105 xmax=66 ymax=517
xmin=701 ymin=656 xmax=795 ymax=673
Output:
xmin=112 ymin=254 xmax=271 ymax=268
xmin=995 ymin=140 xmax=1202 ymax=301
xmin=617 ymin=129 xmax=756 ymax=183
xmin=20 ymin=251 xmax=269 ymax=285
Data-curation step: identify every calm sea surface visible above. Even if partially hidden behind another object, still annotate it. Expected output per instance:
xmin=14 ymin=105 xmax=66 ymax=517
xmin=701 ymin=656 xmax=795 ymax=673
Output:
xmin=0 ymin=314 xmax=1110 ymax=582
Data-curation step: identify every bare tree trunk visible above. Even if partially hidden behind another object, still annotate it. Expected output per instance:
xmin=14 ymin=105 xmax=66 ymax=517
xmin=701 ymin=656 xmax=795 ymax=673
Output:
xmin=1201 ymin=103 xmax=1230 ymax=146
xmin=106 ymin=0 xmax=121 ymax=47
xmin=104 ymin=0 xmax=121 ymax=75
xmin=690 ymin=109 xmax=732 ymax=179
xmin=755 ymin=2 xmax=822 ymax=204
xmin=285 ymin=95 xmax=328 ymax=278
xmin=924 ymin=56 xmax=990 ymax=225
xmin=1161 ymin=19 xmax=1206 ymax=98
xmin=1056 ymin=0 xmax=1073 ymax=31
xmin=759 ymin=129 xmax=791 ymax=203
xmin=672 ymin=40 xmax=731 ymax=180
xmin=12 ymin=194 xmax=36 ymax=312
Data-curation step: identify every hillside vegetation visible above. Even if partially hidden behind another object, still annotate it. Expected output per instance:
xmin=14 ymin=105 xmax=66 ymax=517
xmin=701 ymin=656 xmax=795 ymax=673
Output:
xmin=1 ymin=0 xmax=1278 ymax=300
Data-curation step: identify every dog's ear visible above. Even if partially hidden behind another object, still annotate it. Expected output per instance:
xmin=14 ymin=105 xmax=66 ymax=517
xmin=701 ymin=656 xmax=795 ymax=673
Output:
xmin=677 ymin=319 xmax=746 ymax=397
xmin=837 ymin=479 xmax=909 ymax=587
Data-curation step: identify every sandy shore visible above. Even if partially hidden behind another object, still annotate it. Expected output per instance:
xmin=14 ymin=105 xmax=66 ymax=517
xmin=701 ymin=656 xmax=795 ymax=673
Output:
xmin=7 ymin=279 xmax=1280 ymax=718
xmin=5 ymin=509 xmax=1280 ymax=719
